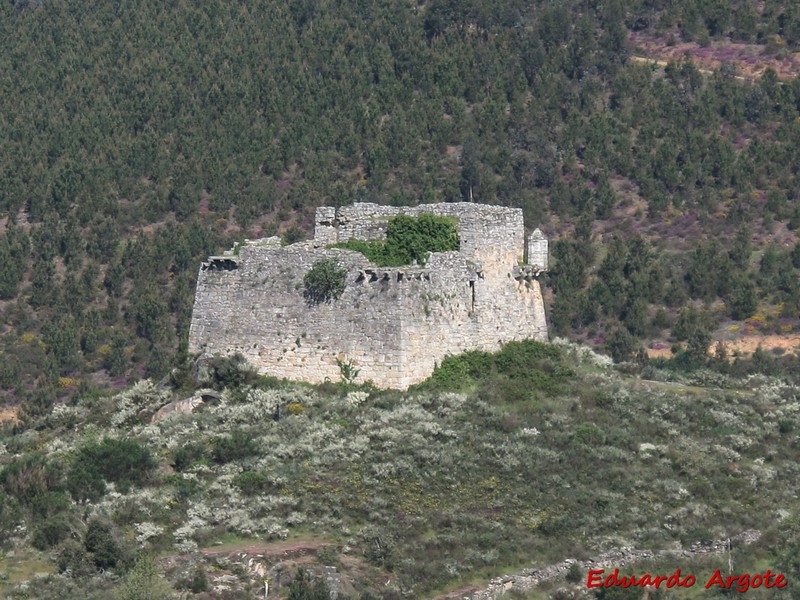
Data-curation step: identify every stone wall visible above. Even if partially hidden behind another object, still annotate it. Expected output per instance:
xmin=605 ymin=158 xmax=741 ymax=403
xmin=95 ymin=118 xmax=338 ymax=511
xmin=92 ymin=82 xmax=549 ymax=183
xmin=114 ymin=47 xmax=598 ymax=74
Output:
xmin=451 ymin=529 xmax=761 ymax=600
xmin=189 ymin=203 xmax=548 ymax=389
xmin=526 ymin=228 xmax=548 ymax=271
xmin=315 ymin=202 xmax=525 ymax=266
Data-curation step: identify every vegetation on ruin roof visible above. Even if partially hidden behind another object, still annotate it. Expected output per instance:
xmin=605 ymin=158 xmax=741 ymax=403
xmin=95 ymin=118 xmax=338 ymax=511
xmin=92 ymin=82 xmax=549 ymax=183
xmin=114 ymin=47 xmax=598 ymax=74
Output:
xmin=332 ymin=213 xmax=459 ymax=267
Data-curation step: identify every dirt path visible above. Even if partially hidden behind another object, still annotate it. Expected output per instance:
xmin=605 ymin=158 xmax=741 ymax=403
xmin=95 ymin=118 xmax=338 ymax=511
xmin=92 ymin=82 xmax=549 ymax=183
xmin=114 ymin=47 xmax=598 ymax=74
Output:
xmin=198 ymin=537 xmax=332 ymax=558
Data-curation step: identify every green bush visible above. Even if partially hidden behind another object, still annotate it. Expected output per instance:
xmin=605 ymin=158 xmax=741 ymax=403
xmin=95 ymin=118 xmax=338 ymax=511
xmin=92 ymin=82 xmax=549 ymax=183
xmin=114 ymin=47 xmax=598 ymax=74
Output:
xmin=282 ymin=226 xmax=306 ymax=246
xmin=574 ymin=423 xmax=606 ymax=446
xmin=232 ymin=471 xmax=270 ymax=495
xmin=65 ymin=462 xmax=106 ymax=503
xmin=288 ymin=567 xmax=332 ymax=600
xmin=363 ymin=534 xmax=397 ymax=571
xmin=172 ymin=442 xmax=207 ymax=472
xmin=303 ymin=258 xmax=347 ymax=304
xmin=20 ymin=386 xmax=58 ymax=419
xmin=67 ymin=438 xmax=156 ymax=501
xmin=166 ymin=474 xmax=201 ymax=501
xmin=32 ymin=514 xmax=73 ymax=550
xmin=0 ymin=491 xmax=20 ymax=547
xmin=116 ymin=554 xmax=175 ymax=600
xmin=605 ymin=328 xmax=638 ymax=363
xmin=1 ymin=454 xmax=49 ymax=504
xmin=334 ymin=213 xmax=459 ymax=266
xmin=416 ymin=340 xmax=571 ymax=396
xmin=565 ymin=561 xmax=583 ymax=583
xmin=776 ymin=543 xmax=800 ymax=598
xmin=56 ymin=538 xmax=95 ymax=577
xmin=212 ymin=430 xmax=258 ymax=464
xmin=0 ymin=453 xmax=65 ymax=516
xmin=416 ymin=350 xmax=494 ymax=391
xmin=85 ymin=518 xmax=126 ymax=570
xmin=187 ymin=565 xmax=209 ymax=593
xmin=496 ymin=339 xmax=561 ymax=369
xmin=204 ymin=353 xmax=257 ymax=390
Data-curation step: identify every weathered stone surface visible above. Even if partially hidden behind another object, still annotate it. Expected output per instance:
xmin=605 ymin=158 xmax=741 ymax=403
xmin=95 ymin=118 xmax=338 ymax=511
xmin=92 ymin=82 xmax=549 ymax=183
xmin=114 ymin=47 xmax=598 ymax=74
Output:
xmin=151 ymin=395 xmax=204 ymax=423
xmin=189 ymin=202 xmax=549 ymax=389
xmin=526 ymin=228 xmax=548 ymax=271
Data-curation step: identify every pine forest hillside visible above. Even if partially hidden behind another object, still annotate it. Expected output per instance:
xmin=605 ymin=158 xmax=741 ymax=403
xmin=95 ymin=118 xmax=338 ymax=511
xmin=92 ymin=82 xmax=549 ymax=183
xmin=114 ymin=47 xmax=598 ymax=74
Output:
xmin=2 ymin=0 xmax=800 ymax=408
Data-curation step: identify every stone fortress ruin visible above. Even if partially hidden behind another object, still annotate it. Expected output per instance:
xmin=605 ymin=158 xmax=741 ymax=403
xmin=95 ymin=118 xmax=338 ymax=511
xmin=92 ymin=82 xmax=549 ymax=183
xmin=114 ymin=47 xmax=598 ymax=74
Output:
xmin=188 ymin=202 xmax=549 ymax=389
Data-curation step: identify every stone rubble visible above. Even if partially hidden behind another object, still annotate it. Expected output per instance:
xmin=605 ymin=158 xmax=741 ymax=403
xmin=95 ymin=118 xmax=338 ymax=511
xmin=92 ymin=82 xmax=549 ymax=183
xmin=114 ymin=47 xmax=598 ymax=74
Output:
xmin=450 ymin=530 xmax=762 ymax=600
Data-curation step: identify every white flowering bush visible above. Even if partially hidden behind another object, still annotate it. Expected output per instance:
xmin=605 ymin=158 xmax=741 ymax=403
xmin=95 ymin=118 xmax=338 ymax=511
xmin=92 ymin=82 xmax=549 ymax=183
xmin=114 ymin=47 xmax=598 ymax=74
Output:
xmin=111 ymin=379 xmax=172 ymax=427
xmin=345 ymin=390 xmax=369 ymax=407
xmin=173 ymin=515 xmax=207 ymax=550
xmin=135 ymin=521 xmax=164 ymax=545
xmin=552 ymin=337 xmax=614 ymax=369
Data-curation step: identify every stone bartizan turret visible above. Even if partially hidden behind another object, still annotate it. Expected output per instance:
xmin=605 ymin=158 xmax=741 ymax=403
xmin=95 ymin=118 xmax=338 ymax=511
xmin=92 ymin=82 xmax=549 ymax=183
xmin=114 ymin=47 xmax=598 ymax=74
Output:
xmin=188 ymin=202 xmax=548 ymax=390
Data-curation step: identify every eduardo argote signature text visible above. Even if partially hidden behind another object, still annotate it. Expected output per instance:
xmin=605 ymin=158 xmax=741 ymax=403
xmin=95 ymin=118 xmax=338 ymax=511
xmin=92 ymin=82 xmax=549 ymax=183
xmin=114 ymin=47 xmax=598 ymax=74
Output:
xmin=587 ymin=567 xmax=787 ymax=593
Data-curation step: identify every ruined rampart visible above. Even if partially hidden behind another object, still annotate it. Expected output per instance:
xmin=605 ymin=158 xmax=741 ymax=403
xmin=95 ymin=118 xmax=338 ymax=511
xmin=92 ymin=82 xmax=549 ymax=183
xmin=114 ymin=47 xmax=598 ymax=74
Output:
xmin=188 ymin=202 xmax=548 ymax=389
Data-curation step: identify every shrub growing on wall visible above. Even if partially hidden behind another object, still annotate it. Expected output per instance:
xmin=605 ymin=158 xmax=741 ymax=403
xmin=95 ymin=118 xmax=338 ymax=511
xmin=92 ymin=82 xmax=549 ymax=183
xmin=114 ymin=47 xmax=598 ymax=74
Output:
xmin=335 ymin=213 xmax=459 ymax=266
xmin=303 ymin=258 xmax=347 ymax=304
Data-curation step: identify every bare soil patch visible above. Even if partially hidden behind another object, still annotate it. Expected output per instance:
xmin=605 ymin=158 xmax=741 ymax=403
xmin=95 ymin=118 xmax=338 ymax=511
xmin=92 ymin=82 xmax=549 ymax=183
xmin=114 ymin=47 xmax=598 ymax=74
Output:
xmin=646 ymin=334 xmax=800 ymax=359
xmin=630 ymin=31 xmax=800 ymax=80
xmin=0 ymin=406 xmax=20 ymax=425
xmin=199 ymin=537 xmax=332 ymax=558
xmin=714 ymin=333 xmax=800 ymax=355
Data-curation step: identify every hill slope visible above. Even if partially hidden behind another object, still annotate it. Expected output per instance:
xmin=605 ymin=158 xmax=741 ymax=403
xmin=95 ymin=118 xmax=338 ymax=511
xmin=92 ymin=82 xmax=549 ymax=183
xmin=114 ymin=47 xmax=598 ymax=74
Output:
xmin=1 ymin=341 xmax=799 ymax=598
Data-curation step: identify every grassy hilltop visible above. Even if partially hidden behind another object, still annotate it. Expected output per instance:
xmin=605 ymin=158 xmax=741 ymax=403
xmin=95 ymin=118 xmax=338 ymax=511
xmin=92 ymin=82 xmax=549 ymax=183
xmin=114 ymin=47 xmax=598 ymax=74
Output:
xmin=1 ymin=340 xmax=799 ymax=598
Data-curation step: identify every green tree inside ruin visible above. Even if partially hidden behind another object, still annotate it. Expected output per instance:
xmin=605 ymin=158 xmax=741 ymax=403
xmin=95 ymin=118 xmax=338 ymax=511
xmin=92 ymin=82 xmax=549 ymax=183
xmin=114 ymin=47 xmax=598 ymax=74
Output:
xmin=303 ymin=258 xmax=348 ymax=305
xmin=334 ymin=213 xmax=459 ymax=266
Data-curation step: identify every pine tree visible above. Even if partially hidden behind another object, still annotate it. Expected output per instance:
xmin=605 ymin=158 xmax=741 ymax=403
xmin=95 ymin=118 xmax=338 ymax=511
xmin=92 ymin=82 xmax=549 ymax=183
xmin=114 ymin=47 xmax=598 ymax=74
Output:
xmin=116 ymin=554 xmax=175 ymax=600
xmin=288 ymin=568 xmax=332 ymax=600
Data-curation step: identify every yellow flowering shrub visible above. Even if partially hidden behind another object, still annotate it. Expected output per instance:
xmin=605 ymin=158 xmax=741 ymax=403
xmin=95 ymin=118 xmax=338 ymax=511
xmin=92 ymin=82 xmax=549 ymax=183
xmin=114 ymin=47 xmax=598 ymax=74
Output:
xmin=286 ymin=402 xmax=306 ymax=416
xmin=58 ymin=377 xmax=77 ymax=389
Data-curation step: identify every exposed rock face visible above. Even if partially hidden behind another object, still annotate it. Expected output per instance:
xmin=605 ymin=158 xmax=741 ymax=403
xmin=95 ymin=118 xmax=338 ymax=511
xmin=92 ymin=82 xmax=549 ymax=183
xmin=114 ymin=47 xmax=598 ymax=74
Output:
xmin=188 ymin=202 xmax=548 ymax=389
